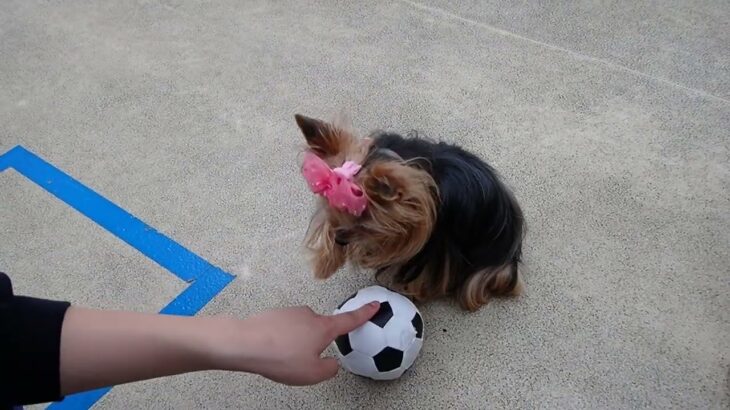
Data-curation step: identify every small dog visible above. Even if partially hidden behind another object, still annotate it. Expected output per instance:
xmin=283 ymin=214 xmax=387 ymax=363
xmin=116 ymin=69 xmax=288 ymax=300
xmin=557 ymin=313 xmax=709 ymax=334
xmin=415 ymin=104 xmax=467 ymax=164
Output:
xmin=296 ymin=114 xmax=524 ymax=311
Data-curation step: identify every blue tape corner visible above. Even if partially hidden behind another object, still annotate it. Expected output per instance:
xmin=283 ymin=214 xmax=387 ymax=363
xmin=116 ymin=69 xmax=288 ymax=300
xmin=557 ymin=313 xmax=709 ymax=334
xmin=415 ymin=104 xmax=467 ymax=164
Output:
xmin=1 ymin=146 xmax=235 ymax=409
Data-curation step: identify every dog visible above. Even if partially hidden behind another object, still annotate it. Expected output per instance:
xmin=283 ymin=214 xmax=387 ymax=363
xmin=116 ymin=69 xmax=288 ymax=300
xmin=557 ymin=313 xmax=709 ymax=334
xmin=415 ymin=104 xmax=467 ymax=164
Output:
xmin=295 ymin=114 xmax=524 ymax=311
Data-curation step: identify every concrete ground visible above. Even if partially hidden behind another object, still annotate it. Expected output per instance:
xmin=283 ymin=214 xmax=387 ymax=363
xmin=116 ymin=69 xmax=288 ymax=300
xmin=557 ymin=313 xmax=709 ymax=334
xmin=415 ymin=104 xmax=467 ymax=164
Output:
xmin=1 ymin=0 xmax=728 ymax=408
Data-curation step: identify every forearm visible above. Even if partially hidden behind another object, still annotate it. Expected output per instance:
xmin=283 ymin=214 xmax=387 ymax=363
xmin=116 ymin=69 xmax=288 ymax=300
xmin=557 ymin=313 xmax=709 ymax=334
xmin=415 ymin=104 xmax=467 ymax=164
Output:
xmin=59 ymin=307 xmax=224 ymax=394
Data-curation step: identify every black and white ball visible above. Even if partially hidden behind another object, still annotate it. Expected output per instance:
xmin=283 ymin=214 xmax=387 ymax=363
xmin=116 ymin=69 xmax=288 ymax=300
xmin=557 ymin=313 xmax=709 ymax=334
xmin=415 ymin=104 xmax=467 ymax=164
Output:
xmin=333 ymin=286 xmax=424 ymax=380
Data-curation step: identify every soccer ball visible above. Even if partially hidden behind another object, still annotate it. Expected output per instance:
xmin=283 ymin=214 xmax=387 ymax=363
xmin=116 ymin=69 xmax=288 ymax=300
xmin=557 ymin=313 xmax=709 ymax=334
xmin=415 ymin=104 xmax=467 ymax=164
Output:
xmin=332 ymin=286 xmax=424 ymax=380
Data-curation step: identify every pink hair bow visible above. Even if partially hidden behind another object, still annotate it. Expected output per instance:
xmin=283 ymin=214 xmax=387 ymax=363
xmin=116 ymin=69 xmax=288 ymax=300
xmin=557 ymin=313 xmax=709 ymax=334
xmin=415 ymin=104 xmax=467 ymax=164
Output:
xmin=302 ymin=152 xmax=368 ymax=216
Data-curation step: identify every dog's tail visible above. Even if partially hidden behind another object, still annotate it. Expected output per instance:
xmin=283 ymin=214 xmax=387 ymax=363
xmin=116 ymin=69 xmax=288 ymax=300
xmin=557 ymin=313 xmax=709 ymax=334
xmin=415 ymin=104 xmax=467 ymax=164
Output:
xmin=458 ymin=257 xmax=523 ymax=312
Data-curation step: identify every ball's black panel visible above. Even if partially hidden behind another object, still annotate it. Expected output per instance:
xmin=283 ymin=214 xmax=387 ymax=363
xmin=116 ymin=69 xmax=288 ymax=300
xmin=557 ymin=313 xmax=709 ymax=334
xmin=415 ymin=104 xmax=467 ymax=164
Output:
xmin=373 ymin=347 xmax=403 ymax=372
xmin=334 ymin=334 xmax=353 ymax=355
xmin=369 ymin=301 xmax=393 ymax=328
xmin=337 ymin=291 xmax=358 ymax=309
xmin=411 ymin=312 xmax=424 ymax=339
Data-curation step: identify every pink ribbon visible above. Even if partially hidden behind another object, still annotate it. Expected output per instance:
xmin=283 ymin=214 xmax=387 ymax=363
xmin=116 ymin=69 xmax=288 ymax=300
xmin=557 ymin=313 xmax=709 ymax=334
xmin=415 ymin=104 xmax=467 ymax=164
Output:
xmin=301 ymin=152 xmax=367 ymax=216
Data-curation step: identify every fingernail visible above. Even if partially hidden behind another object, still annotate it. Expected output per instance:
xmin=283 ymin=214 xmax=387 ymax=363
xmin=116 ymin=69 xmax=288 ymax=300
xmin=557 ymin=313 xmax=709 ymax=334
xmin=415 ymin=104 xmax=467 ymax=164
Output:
xmin=368 ymin=301 xmax=380 ymax=308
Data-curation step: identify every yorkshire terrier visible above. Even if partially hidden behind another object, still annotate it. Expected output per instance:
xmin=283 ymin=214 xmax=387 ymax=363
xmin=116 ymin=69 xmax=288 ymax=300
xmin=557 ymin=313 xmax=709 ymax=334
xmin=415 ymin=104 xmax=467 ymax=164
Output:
xmin=295 ymin=114 xmax=524 ymax=311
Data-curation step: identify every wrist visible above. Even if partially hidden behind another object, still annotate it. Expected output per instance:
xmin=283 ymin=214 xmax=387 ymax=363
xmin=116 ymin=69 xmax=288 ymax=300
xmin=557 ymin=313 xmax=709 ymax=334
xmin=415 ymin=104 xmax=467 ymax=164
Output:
xmin=196 ymin=315 xmax=257 ymax=374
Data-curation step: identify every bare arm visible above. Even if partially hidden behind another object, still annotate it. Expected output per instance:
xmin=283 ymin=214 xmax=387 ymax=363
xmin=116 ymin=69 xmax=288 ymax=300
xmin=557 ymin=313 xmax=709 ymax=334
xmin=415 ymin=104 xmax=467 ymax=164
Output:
xmin=60 ymin=302 xmax=379 ymax=394
xmin=59 ymin=308 xmax=216 ymax=393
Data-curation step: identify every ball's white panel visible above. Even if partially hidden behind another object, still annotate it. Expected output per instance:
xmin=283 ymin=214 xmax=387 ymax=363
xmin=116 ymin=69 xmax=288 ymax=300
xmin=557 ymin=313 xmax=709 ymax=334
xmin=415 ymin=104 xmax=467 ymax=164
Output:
xmin=349 ymin=321 xmax=388 ymax=356
xmin=354 ymin=285 xmax=391 ymax=304
xmin=402 ymin=338 xmax=423 ymax=370
xmin=341 ymin=350 xmax=379 ymax=378
xmin=369 ymin=367 xmax=405 ymax=381
xmin=383 ymin=316 xmax=417 ymax=351
xmin=338 ymin=352 xmax=353 ymax=372
xmin=387 ymin=291 xmax=418 ymax=318
xmin=337 ymin=297 xmax=365 ymax=314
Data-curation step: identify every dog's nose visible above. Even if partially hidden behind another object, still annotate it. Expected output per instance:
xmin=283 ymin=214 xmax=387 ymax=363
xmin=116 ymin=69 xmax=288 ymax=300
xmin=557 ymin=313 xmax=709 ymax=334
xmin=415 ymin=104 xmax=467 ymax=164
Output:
xmin=334 ymin=229 xmax=351 ymax=246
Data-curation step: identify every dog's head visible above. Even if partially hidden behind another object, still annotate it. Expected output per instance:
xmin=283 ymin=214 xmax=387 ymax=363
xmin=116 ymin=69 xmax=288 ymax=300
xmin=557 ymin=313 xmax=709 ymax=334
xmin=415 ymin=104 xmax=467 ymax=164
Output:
xmin=295 ymin=114 xmax=437 ymax=279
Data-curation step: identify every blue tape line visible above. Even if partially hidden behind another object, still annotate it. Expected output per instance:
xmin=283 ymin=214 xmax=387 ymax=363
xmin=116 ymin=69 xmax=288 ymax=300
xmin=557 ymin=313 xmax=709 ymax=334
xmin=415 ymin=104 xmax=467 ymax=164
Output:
xmin=46 ymin=388 xmax=111 ymax=410
xmin=0 ymin=146 xmax=232 ymax=283
xmin=0 ymin=146 xmax=235 ymax=409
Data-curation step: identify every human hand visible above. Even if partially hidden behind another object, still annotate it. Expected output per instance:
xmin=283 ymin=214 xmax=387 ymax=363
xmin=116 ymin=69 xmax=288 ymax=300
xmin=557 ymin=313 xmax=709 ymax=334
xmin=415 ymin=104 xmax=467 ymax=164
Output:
xmin=209 ymin=302 xmax=380 ymax=385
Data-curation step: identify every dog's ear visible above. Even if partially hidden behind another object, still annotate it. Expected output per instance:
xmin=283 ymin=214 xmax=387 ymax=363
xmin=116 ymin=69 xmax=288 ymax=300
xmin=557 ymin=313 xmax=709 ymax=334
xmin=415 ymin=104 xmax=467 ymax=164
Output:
xmin=295 ymin=114 xmax=344 ymax=157
xmin=364 ymin=162 xmax=405 ymax=202
xmin=295 ymin=114 xmax=327 ymax=142
xmin=364 ymin=161 xmax=436 ymax=205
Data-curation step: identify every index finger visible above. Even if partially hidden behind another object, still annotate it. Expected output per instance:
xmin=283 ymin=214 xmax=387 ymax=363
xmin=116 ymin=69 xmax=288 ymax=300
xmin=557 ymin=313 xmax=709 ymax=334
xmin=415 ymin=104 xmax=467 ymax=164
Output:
xmin=328 ymin=301 xmax=380 ymax=335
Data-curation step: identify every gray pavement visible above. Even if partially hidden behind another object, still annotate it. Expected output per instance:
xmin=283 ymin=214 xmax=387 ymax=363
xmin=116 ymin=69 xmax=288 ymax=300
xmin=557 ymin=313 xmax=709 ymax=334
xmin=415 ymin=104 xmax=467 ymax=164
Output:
xmin=1 ymin=0 xmax=728 ymax=409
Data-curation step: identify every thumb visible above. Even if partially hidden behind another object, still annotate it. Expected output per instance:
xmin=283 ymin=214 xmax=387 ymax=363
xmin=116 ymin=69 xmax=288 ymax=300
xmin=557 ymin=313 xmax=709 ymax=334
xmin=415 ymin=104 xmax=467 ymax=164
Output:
xmin=329 ymin=301 xmax=380 ymax=335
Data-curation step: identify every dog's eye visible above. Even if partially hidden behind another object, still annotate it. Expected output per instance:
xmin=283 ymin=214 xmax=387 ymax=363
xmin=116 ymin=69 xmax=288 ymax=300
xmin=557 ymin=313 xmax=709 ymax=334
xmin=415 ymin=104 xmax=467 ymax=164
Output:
xmin=334 ymin=229 xmax=351 ymax=246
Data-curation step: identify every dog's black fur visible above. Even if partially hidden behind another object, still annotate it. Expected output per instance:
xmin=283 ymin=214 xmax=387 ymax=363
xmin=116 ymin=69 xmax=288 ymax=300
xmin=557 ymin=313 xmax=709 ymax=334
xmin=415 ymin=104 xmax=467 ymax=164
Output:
xmin=368 ymin=132 xmax=524 ymax=299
